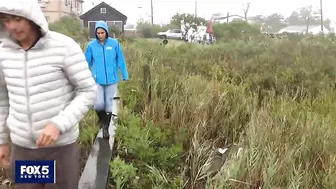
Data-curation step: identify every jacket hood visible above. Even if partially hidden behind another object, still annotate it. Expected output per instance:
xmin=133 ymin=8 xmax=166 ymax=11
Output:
xmin=95 ymin=20 xmax=109 ymax=39
xmin=0 ymin=0 xmax=49 ymax=39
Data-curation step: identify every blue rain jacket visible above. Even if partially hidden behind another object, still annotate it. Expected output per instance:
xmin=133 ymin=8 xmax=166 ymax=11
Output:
xmin=84 ymin=20 xmax=129 ymax=85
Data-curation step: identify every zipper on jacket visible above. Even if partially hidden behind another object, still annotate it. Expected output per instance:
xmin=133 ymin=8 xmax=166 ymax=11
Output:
xmin=23 ymin=51 xmax=33 ymax=142
xmin=102 ymin=45 xmax=108 ymax=84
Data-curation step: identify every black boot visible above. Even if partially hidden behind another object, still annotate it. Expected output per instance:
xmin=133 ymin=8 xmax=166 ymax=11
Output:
xmin=102 ymin=112 xmax=112 ymax=139
xmin=96 ymin=110 xmax=106 ymax=128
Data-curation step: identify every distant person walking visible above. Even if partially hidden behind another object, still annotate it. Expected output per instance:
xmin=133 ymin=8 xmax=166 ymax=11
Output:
xmin=85 ymin=20 xmax=129 ymax=139
xmin=0 ymin=1 xmax=96 ymax=189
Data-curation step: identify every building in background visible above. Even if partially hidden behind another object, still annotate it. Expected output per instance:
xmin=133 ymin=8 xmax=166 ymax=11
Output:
xmin=38 ymin=0 xmax=84 ymax=23
xmin=80 ymin=1 xmax=127 ymax=38
xmin=278 ymin=25 xmax=329 ymax=35
xmin=329 ymin=22 xmax=336 ymax=33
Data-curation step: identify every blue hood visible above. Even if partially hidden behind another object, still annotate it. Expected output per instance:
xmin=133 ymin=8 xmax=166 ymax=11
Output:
xmin=95 ymin=20 xmax=109 ymax=39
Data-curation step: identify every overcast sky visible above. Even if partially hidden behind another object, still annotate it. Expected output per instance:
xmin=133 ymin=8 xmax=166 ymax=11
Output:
xmin=82 ymin=0 xmax=335 ymax=25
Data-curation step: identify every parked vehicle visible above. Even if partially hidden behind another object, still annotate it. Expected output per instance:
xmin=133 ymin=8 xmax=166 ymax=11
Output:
xmin=157 ymin=29 xmax=183 ymax=40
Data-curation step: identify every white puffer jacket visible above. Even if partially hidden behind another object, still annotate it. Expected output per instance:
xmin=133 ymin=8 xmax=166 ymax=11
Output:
xmin=0 ymin=1 xmax=96 ymax=149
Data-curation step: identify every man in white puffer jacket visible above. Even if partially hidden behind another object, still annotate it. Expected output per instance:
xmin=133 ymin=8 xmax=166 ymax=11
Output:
xmin=0 ymin=1 xmax=96 ymax=189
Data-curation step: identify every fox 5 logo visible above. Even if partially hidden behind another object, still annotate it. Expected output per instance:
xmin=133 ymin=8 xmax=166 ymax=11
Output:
xmin=20 ymin=165 xmax=50 ymax=179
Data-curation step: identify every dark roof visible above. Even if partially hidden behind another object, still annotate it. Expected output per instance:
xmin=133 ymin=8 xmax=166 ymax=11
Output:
xmin=79 ymin=1 xmax=127 ymax=21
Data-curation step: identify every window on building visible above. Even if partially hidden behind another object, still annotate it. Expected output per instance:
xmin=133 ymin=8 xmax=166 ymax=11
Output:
xmin=100 ymin=7 xmax=106 ymax=14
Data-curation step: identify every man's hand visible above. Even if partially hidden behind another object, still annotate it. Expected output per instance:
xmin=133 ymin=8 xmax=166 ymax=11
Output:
xmin=36 ymin=124 xmax=61 ymax=147
xmin=0 ymin=144 xmax=9 ymax=168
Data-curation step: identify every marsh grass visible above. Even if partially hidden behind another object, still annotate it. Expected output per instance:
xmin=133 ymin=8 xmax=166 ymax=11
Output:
xmin=109 ymin=37 xmax=336 ymax=189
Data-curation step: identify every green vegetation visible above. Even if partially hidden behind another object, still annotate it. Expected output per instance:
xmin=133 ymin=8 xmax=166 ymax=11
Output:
xmin=108 ymin=35 xmax=336 ymax=188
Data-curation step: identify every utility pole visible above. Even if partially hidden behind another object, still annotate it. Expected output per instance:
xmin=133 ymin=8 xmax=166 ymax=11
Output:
xmin=227 ymin=12 xmax=229 ymax=23
xmin=195 ymin=1 xmax=197 ymax=18
xmin=320 ymin=0 xmax=323 ymax=32
xmin=138 ymin=7 xmax=142 ymax=22
xmin=150 ymin=0 xmax=154 ymax=25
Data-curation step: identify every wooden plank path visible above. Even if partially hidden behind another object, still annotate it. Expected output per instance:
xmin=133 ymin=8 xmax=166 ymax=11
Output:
xmin=78 ymin=90 xmax=120 ymax=189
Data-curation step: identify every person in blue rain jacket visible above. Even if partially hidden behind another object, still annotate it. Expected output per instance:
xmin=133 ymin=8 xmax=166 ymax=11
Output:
xmin=85 ymin=20 xmax=129 ymax=139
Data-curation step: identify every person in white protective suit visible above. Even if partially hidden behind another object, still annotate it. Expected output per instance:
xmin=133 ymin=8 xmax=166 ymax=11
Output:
xmin=180 ymin=20 xmax=187 ymax=40
xmin=186 ymin=23 xmax=195 ymax=42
